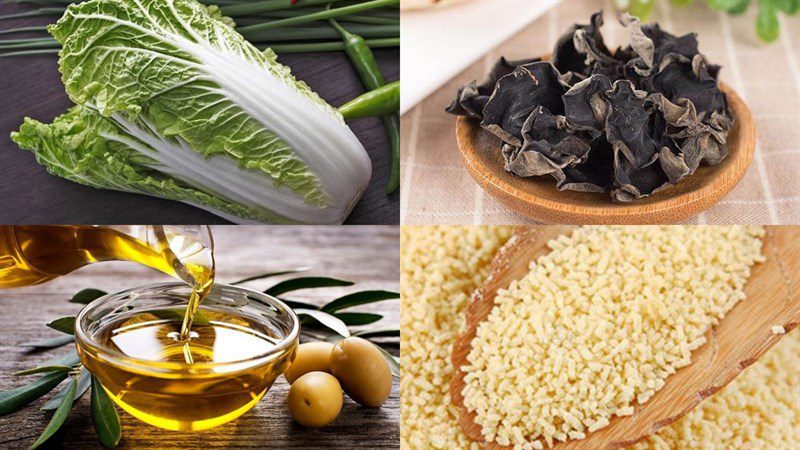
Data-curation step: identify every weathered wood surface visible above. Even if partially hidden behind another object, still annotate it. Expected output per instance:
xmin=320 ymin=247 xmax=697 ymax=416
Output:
xmin=0 ymin=226 xmax=400 ymax=449
xmin=0 ymin=2 xmax=399 ymax=225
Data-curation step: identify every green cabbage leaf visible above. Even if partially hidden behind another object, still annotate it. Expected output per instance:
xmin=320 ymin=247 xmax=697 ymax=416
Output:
xmin=11 ymin=0 xmax=371 ymax=224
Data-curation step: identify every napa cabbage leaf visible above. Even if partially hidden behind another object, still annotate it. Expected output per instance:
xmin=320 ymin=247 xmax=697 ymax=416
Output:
xmin=11 ymin=0 xmax=371 ymax=224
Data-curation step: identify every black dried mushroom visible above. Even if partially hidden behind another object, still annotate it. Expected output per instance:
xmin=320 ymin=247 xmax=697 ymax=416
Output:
xmin=447 ymin=11 xmax=734 ymax=203
xmin=446 ymin=56 xmax=540 ymax=119
xmin=481 ymin=62 xmax=566 ymax=146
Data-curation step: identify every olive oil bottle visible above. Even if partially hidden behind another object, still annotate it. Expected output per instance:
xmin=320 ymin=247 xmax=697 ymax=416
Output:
xmin=0 ymin=225 xmax=214 ymax=340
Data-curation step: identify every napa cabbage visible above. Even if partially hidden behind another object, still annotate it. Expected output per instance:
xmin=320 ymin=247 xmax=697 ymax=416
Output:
xmin=11 ymin=0 xmax=371 ymax=224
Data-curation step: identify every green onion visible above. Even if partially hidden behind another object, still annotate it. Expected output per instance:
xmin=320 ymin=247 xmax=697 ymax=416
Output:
xmin=241 ymin=24 xmax=397 ymax=41
xmin=0 ymin=26 xmax=49 ymax=35
xmin=0 ymin=7 xmax=64 ymax=20
xmin=238 ymin=0 xmax=398 ymax=33
xmin=221 ymin=0 xmax=353 ymax=15
xmin=262 ymin=38 xmax=399 ymax=53
xmin=0 ymin=37 xmax=58 ymax=50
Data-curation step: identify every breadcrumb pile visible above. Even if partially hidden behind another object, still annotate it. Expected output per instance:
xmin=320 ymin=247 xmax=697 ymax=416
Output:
xmin=632 ymin=329 xmax=800 ymax=449
xmin=462 ymin=226 xmax=765 ymax=449
xmin=400 ymin=226 xmax=513 ymax=449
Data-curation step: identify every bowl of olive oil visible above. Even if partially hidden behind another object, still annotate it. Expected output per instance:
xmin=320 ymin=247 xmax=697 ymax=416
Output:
xmin=75 ymin=283 xmax=299 ymax=431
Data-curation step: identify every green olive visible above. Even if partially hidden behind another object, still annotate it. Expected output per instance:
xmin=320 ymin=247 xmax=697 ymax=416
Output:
xmin=329 ymin=337 xmax=392 ymax=408
xmin=287 ymin=372 xmax=343 ymax=427
xmin=284 ymin=341 xmax=335 ymax=384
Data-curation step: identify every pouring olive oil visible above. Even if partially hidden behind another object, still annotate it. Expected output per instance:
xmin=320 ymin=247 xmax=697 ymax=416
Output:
xmin=0 ymin=225 xmax=214 ymax=360
xmin=1 ymin=225 xmax=212 ymax=333
xmin=0 ymin=226 xmax=300 ymax=430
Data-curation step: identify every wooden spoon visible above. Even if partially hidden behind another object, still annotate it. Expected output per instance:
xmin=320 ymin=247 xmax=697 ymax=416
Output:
xmin=455 ymin=73 xmax=756 ymax=224
xmin=450 ymin=226 xmax=799 ymax=450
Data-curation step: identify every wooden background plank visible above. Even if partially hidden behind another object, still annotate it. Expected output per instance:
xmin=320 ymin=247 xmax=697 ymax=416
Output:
xmin=0 ymin=3 xmax=399 ymax=225
xmin=0 ymin=226 xmax=400 ymax=449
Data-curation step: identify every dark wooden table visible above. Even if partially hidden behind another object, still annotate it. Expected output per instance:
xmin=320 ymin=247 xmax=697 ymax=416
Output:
xmin=0 ymin=226 xmax=400 ymax=449
xmin=0 ymin=3 xmax=399 ymax=225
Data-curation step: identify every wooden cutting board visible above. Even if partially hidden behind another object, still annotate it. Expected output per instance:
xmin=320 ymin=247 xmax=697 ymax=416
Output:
xmin=455 ymin=82 xmax=756 ymax=224
xmin=450 ymin=226 xmax=799 ymax=449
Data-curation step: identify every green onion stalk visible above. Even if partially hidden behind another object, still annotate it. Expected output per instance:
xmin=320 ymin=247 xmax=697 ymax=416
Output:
xmin=0 ymin=0 xmax=400 ymax=53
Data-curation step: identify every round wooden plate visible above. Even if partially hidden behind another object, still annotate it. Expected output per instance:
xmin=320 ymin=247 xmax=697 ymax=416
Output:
xmin=455 ymin=82 xmax=756 ymax=224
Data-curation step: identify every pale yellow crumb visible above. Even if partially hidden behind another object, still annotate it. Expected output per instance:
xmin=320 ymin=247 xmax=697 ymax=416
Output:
xmin=462 ymin=226 xmax=765 ymax=448
xmin=400 ymin=226 xmax=513 ymax=449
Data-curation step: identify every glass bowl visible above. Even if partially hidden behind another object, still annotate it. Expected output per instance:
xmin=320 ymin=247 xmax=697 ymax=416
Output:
xmin=75 ymin=282 xmax=299 ymax=431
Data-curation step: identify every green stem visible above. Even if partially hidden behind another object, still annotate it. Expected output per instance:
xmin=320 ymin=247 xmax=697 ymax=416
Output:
xmin=238 ymin=0 xmax=398 ymax=32
xmin=335 ymin=15 xmax=398 ymax=25
xmin=383 ymin=114 xmax=400 ymax=194
xmin=329 ymin=16 xmax=356 ymax=41
xmin=0 ymin=8 xmax=64 ymax=20
xmin=242 ymin=24 xmax=398 ymax=41
xmin=0 ymin=38 xmax=58 ymax=50
xmin=0 ymin=49 xmax=60 ymax=58
xmin=260 ymin=37 xmax=398 ymax=53
xmin=0 ymin=26 xmax=49 ymax=36
xmin=257 ymin=12 xmax=398 ymax=25
xmin=7 ymin=0 xmax=70 ymax=3
xmin=222 ymin=0 xmax=352 ymax=15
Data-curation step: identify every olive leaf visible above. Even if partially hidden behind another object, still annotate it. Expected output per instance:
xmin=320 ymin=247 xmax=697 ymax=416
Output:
xmin=279 ymin=299 xmax=320 ymax=310
xmin=20 ymin=335 xmax=75 ymax=350
xmin=353 ymin=328 xmax=399 ymax=339
xmin=299 ymin=329 xmax=343 ymax=344
xmin=14 ymin=366 xmax=72 ymax=376
xmin=69 ymin=288 xmax=107 ymax=304
xmin=374 ymin=345 xmax=400 ymax=378
xmin=15 ymin=352 xmax=80 ymax=376
xmin=0 ymin=371 xmax=67 ymax=416
xmin=29 ymin=377 xmax=77 ymax=449
xmin=231 ymin=267 xmax=311 ymax=285
xmin=294 ymin=309 xmax=351 ymax=337
xmin=320 ymin=290 xmax=399 ymax=313
xmin=46 ymin=316 xmax=76 ymax=335
xmin=43 ymin=369 xmax=91 ymax=411
xmin=265 ymin=277 xmax=354 ymax=296
xmin=91 ymin=376 xmax=121 ymax=448
xmin=334 ymin=312 xmax=383 ymax=326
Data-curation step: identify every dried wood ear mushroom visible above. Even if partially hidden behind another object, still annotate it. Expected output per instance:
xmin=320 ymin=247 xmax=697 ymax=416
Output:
xmin=448 ymin=11 xmax=734 ymax=202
